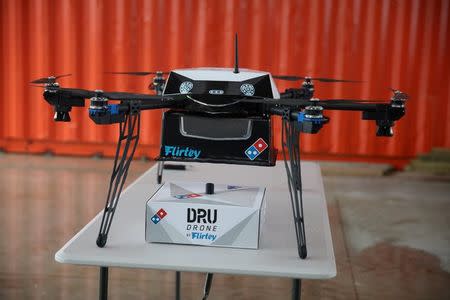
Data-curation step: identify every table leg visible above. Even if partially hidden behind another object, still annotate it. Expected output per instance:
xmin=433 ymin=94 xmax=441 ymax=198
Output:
xmin=202 ymin=273 xmax=214 ymax=300
xmin=292 ymin=278 xmax=301 ymax=300
xmin=175 ymin=271 xmax=181 ymax=300
xmin=157 ymin=161 xmax=164 ymax=184
xmin=99 ymin=267 xmax=108 ymax=300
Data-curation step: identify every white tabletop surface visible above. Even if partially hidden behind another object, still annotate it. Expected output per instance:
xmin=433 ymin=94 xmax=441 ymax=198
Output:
xmin=55 ymin=162 xmax=336 ymax=279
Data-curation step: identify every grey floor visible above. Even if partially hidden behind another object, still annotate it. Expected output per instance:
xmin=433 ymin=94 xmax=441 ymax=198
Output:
xmin=0 ymin=154 xmax=449 ymax=300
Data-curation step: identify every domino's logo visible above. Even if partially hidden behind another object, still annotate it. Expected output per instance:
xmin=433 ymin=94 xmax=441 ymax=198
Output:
xmin=245 ymin=138 xmax=268 ymax=160
xmin=151 ymin=208 xmax=167 ymax=224
xmin=174 ymin=193 xmax=202 ymax=200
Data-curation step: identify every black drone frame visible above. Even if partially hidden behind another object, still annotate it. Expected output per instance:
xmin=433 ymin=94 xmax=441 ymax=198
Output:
xmin=96 ymin=109 xmax=140 ymax=247
xmin=282 ymin=114 xmax=307 ymax=258
xmin=34 ymin=74 xmax=406 ymax=260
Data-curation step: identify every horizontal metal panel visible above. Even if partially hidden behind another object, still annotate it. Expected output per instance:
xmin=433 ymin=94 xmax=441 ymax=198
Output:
xmin=0 ymin=0 xmax=449 ymax=167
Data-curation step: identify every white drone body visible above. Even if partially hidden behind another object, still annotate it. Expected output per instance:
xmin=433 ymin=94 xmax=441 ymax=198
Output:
xmin=163 ymin=68 xmax=281 ymax=105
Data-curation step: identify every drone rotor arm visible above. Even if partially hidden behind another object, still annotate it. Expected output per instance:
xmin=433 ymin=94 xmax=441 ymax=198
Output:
xmin=237 ymin=97 xmax=311 ymax=107
xmin=272 ymin=75 xmax=362 ymax=83
xmin=113 ymin=98 xmax=186 ymax=113
xmin=240 ymin=96 xmax=405 ymax=136
xmin=38 ymin=85 xmax=187 ymax=123
xmin=139 ymin=99 xmax=186 ymax=111
xmin=238 ymin=97 xmax=387 ymax=111
xmin=316 ymin=101 xmax=385 ymax=111
xmin=106 ymin=71 xmax=170 ymax=76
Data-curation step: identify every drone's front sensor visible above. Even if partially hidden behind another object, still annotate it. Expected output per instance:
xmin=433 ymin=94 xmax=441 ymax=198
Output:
xmin=179 ymin=81 xmax=194 ymax=94
xmin=240 ymin=83 xmax=255 ymax=96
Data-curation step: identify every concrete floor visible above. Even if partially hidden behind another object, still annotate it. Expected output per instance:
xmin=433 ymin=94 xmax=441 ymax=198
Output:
xmin=0 ymin=154 xmax=449 ymax=299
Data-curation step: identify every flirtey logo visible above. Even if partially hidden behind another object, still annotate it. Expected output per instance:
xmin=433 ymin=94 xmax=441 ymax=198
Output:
xmin=164 ymin=145 xmax=201 ymax=159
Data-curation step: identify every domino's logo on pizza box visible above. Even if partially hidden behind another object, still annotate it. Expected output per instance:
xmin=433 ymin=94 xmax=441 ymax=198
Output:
xmin=245 ymin=138 xmax=268 ymax=160
xmin=151 ymin=208 xmax=168 ymax=224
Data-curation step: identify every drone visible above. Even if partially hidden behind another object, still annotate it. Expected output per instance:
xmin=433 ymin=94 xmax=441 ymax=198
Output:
xmin=31 ymin=35 xmax=407 ymax=260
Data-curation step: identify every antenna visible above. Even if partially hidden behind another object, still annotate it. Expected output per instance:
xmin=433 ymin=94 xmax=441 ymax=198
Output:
xmin=233 ymin=33 xmax=239 ymax=74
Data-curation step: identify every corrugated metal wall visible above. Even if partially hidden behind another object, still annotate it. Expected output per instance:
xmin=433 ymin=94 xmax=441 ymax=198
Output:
xmin=1 ymin=0 xmax=449 ymax=167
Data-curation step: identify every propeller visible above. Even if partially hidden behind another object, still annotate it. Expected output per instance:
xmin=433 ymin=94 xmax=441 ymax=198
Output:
xmin=30 ymin=74 xmax=72 ymax=84
xmin=31 ymin=84 xmax=98 ymax=99
xmin=106 ymin=71 xmax=170 ymax=76
xmin=389 ymin=87 xmax=409 ymax=100
xmin=31 ymin=80 xmax=186 ymax=101
xmin=272 ymin=75 xmax=362 ymax=83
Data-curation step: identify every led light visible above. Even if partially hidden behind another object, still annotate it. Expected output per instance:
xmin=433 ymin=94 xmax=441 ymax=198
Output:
xmin=179 ymin=81 xmax=194 ymax=94
xmin=240 ymin=83 xmax=255 ymax=96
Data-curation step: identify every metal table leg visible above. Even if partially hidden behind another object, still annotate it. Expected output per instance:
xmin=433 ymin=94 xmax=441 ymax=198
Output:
xmin=202 ymin=273 xmax=214 ymax=300
xmin=292 ymin=278 xmax=301 ymax=300
xmin=99 ymin=267 xmax=109 ymax=300
xmin=157 ymin=161 xmax=164 ymax=184
xmin=175 ymin=271 xmax=181 ymax=300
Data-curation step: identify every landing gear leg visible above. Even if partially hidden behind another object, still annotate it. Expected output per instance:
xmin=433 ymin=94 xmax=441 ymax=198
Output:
xmin=96 ymin=108 xmax=141 ymax=247
xmin=282 ymin=115 xmax=307 ymax=259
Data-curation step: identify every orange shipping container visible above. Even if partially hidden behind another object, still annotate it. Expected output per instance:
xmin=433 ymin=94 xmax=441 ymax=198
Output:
xmin=1 ymin=0 xmax=449 ymax=168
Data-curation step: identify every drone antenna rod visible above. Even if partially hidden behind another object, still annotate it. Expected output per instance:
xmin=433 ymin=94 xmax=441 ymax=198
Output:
xmin=234 ymin=33 xmax=239 ymax=73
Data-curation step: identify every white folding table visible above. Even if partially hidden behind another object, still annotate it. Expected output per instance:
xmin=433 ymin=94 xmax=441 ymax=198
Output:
xmin=55 ymin=162 xmax=336 ymax=299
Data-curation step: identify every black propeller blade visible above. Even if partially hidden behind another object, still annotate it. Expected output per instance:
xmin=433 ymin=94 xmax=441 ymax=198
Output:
xmin=106 ymin=71 xmax=170 ymax=76
xmin=30 ymin=74 xmax=72 ymax=84
xmin=30 ymin=84 xmax=96 ymax=98
xmin=33 ymin=83 xmax=186 ymax=102
xmin=272 ymin=75 xmax=362 ymax=83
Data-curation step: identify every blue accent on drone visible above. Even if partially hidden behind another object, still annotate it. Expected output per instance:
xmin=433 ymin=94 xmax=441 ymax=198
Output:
xmin=297 ymin=112 xmax=324 ymax=124
xmin=89 ymin=104 xmax=120 ymax=116
xmin=244 ymin=145 xmax=260 ymax=160
xmin=298 ymin=112 xmax=306 ymax=123
xmin=108 ymin=104 xmax=119 ymax=115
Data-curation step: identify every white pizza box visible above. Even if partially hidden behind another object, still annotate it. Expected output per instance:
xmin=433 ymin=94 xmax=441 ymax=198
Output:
xmin=145 ymin=181 xmax=266 ymax=249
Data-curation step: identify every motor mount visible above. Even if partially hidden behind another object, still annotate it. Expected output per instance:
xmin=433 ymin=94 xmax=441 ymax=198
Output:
xmin=88 ymin=91 xmax=124 ymax=125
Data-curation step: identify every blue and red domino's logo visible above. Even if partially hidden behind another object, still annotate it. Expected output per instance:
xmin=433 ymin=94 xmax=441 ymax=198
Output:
xmin=245 ymin=138 xmax=268 ymax=160
xmin=151 ymin=208 xmax=167 ymax=224
xmin=173 ymin=193 xmax=202 ymax=200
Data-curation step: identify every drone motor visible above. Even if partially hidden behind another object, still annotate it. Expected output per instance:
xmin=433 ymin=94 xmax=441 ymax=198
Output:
xmin=150 ymin=71 xmax=166 ymax=95
xmin=298 ymin=101 xmax=328 ymax=134
xmin=88 ymin=90 xmax=125 ymax=125
xmin=390 ymin=89 xmax=408 ymax=108
xmin=89 ymin=90 xmax=109 ymax=110
xmin=301 ymin=77 xmax=315 ymax=99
